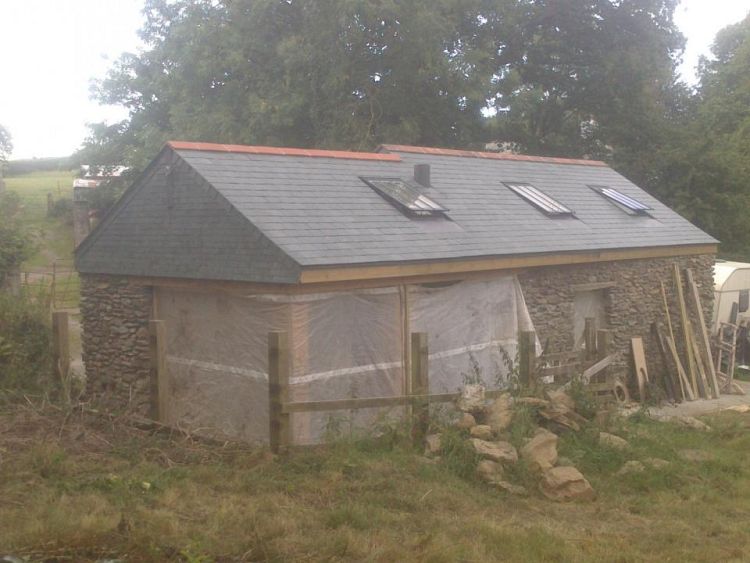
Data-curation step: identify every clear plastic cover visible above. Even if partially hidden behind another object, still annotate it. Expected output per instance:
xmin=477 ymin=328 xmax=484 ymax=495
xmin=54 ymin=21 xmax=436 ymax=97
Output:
xmin=157 ymin=275 xmax=535 ymax=445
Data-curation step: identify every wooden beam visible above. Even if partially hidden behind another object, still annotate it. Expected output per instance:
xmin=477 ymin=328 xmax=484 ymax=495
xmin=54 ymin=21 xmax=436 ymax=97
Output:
xmin=410 ymin=332 xmax=429 ymax=446
xmin=582 ymin=354 xmax=616 ymax=383
xmin=124 ymin=244 xmax=717 ymax=294
xmin=149 ymin=320 xmax=169 ymax=422
xmin=571 ymin=281 xmax=617 ymax=292
xmin=52 ymin=311 xmax=70 ymax=404
xmin=631 ymin=337 xmax=649 ymax=403
xmin=689 ymin=329 xmax=710 ymax=399
xmin=584 ymin=318 xmax=597 ymax=361
xmin=299 ymin=244 xmax=718 ymax=284
xmin=519 ymin=331 xmax=537 ymax=388
xmin=685 ymin=268 xmax=721 ymax=398
xmin=651 ymin=323 xmax=677 ymax=401
xmin=660 ymin=281 xmax=686 ymax=401
xmin=665 ymin=334 xmax=696 ymax=401
xmin=268 ymin=331 xmax=291 ymax=453
xmin=283 ymin=388 xmax=511 ymax=414
xmin=673 ymin=264 xmax=699 ymax=397
xmin=596 ymin=329 xmax=613 ymax=361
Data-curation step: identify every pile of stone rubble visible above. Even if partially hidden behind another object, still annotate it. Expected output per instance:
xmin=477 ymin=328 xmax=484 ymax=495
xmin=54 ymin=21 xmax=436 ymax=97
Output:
xmin=425 ymin=384 xmax=638 ymax=502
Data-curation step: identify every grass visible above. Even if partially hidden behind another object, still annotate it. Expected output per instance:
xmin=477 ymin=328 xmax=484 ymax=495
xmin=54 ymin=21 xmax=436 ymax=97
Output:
xmin=5 ymin=170 xmax=82 ymax=308
xmin=5 ymin=169 xmax=77 ymax=267
xmin=1 ymin=401 xmax=749 ymax=562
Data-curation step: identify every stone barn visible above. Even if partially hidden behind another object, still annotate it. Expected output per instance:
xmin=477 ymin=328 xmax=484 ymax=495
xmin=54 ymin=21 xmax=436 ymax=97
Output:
xmin=75 ymin=142 xmax=717 ymax=444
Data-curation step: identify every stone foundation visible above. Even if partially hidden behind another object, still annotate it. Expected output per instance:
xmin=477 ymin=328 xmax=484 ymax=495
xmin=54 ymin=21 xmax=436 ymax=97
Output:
xmin=80 ymin=274 xmax=152 ymax=414
xmin=520 ymin=253 xmax=715 ymax=385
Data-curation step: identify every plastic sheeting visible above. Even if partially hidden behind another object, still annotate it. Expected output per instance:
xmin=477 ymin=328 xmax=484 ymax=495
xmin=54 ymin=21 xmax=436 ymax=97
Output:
xmin=157 ymin=275 xmax=535 ymax=445
xmin=409 ymin=277 xmax=535 ymax=392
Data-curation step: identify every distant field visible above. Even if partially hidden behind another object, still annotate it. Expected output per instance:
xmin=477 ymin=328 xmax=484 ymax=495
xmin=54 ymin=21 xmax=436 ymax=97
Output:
xmin=5 ymin=169 xmax=76 ymax=268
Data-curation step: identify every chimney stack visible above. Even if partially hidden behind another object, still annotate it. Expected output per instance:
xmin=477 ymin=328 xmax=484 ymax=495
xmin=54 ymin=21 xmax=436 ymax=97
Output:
xmin=414 ymin=164 xmax=430 ymax=187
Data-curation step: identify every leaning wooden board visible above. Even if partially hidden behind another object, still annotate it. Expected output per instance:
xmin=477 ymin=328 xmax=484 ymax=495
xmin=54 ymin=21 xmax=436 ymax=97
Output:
xmin=631 ymin=337 xmax=649 ymax=402
xmin=673 ymin=264 xmax=700 ymax=397
xmin=685 ymin=268 xmax=721 ymax=398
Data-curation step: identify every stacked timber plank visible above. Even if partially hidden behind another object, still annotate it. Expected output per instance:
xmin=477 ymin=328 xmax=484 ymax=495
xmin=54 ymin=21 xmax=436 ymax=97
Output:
xmin=649 ymin=265 xmax=721 ymax=402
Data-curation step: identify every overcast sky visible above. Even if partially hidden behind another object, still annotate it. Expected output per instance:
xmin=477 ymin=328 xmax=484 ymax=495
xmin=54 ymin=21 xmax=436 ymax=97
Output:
xmin=0 ymin=0 xmax=748 ymax=159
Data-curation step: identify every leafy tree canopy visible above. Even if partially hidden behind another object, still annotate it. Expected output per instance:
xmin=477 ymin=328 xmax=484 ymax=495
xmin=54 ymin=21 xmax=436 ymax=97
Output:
xmin=648 ymin=14 xmax=750 ymax=257
xmin=82 ymin=0 xmax=684 ymax=167
xmin=0 ymin=124 xmax=12 ymax=163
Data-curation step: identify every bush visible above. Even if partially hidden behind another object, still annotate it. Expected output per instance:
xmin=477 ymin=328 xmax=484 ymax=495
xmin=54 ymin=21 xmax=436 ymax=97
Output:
xmin=48 ymin=197 xmax=73 ymax=223
xmin=0 ymin=193 xmax=33 ymax=280
xmin=0 ymin=293 xmax=52 ymax=392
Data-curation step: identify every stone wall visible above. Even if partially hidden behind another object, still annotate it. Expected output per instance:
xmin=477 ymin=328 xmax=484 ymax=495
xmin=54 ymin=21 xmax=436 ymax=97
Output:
xmin=519 ymin=253 xmax=715 ymax=384
xmin=80 ymin=252 xmax=715 ymax=415
xmin=80 ymin=274 xmax=152 ymax=414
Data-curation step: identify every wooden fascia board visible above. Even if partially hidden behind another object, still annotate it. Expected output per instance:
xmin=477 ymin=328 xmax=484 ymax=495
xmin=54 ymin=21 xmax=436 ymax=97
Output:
xmin=297 ymin=244 xmax=719 ymax=284
xmin=125 ymin=243 xmax=717 ymax=295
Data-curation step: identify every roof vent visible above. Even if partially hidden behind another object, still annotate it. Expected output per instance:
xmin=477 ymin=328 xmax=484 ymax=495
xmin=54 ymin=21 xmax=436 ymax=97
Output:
xmin=414 ymin=164 xmax=430 ymax=187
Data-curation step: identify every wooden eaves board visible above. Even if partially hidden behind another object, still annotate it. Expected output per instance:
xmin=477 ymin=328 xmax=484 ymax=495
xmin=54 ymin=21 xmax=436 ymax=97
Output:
xmin=130 ymin=244 xmax=717 ymax=293
xmin=299 ymin=244 xmax=718 ymax=284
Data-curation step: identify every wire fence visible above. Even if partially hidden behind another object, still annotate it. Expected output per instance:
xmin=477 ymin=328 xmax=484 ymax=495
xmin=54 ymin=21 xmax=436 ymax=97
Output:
xmin=21 ymin=259 xmax=80 ymax=311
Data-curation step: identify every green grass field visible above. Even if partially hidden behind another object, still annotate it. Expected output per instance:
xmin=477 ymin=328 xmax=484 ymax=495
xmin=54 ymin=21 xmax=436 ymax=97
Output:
xmin=5 ymin=169 xmax=76 ymax=267
xmin=0 ymin=402 xmax=748 ymax=562
xmin=4 ymin=170 xmax=81 ymax=308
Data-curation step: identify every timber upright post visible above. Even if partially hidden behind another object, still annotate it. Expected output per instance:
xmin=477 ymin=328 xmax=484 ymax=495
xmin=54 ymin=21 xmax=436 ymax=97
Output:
xmin=268 ymin=331 xmax=291 ymax=453
xmin=52 ymin=311 xmax=70 ymax=403
xmin=584 ymin=318 xmax=597 ymax=361
xmin=410 ymin=332 xmax=429 ymax=447
xmin=149 ymin=320 xmax=169 ymax=422
xmin=595 ymin=328 xmax=613 ymax=385
xmin=596 ymin=329 xmax=613 ymax=360
xmin=519 ymin=330 xmax=537 ymax=389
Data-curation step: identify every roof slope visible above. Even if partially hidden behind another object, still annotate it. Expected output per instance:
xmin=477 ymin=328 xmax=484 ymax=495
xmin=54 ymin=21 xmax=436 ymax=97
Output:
xmin=76 ymin=141 xmax=717 ymax=283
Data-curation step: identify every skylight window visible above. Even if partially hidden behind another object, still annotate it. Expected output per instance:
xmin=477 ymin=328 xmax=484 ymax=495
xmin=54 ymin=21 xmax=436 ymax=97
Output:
xmin=590 ymin=185 xmax=651 ymax=215
xmin=504 ymin=182 xmax=573 ymax=216
xmin=362 ymin=177 xmax=447 ymax=217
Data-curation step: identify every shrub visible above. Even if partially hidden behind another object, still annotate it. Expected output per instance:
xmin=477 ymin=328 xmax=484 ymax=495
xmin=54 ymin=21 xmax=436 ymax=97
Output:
xmin=48 ymin=197 xmax=74 ymax=223
xmin=0 ymin=193 xmax=33 ymax=280
xmin=0 ymin=293 xmax=53 ymax=392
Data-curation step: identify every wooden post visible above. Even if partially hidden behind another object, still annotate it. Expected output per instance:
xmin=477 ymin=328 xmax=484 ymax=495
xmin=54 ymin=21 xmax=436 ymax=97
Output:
xmin=673 ymin=264 xmax=699 ymax=397
xmin=596 ymin=329 xmax=612 ymax=360
xmin=149 ymin=320 xmax=169 ymax=422
xmin=268 ymin=331 xmax=291 ymax=453
xmin=410 ymin=332 xmax=429 ymax=447
xmin=685 ymin=268 xmax=721 ymax=398
xmin=519 ymin=330 xmax=536 ymax=388
xmin=584 ymin=318 xmax=597 ymax=361
xmin=660 ymin=281 xmax=687 ymax=400
xmin=52 ymin=311 xmax=70 ymax=403
xmin=51 ymin=261 xmax=57 ymax=309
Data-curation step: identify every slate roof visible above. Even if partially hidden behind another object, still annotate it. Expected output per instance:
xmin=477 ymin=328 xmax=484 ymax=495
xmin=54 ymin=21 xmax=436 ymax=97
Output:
xmin=75 ymin=141 xmax=717 ymax=284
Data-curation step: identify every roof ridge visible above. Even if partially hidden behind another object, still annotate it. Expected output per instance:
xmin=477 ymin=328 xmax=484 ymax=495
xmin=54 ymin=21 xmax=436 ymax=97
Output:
xmin=378 ymin=144 xmax=607 ymax=167
xmin=168 ymin=141 xmax=401 ymax=162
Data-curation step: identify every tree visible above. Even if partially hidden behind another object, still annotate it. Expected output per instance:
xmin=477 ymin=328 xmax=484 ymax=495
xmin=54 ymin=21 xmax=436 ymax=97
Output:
xmin=84 ymin=0 xmax=503 ymax=169
xmin=82 ymin=0 xmax=690 ymax=203
xmin=645 ymin=14 xmax=750 ymax=258
xmin=486 ymin=0 xmax=685 ymax=170
xmin=0 ymin=124 xmax=11 ymax=163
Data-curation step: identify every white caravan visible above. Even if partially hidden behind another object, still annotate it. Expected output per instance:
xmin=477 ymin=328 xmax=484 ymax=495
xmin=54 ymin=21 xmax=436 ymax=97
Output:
xmin=713 ymin=260 xmax=750 ymax=333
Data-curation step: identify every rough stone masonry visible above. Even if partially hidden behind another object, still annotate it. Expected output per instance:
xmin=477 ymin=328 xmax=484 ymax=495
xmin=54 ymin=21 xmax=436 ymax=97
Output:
xmin=80 ymin=253 xmax=715 ymax=415
xmin=80 ymin=274 xmax=152 ymax=413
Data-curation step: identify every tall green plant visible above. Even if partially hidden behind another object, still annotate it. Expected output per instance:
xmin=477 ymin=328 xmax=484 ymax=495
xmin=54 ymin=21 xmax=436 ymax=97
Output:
xmin=0 ymin=193 xmax=33 ymax=280
xmin=0 ymin=293 xmax=52 ymax=392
